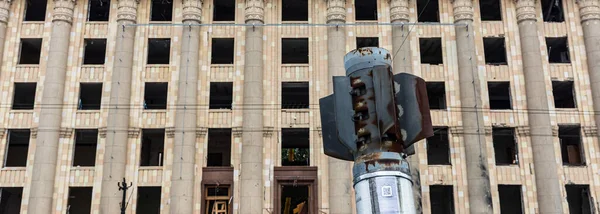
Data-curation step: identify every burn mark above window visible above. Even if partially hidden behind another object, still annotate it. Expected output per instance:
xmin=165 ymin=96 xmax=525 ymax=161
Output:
xmin=150 ymin=0 xmax=173 ymax=21
xmin=546 ymin=37 xmax=571 ymax=63
xmin=88 ymin=0 xmax=110 ymax=21
xmin=282 ymin=0 xmax=308 ymax=21
xmin=355 ymin=0 xmax=377 ymax=21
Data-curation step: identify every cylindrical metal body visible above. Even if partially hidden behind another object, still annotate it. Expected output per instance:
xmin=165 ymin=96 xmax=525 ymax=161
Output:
xmin=353 ymin=152 xmax=415 ymax=214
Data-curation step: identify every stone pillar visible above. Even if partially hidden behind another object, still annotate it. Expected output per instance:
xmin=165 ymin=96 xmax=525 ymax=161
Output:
xmin=99 ymin=1 xmax=139 ymax=213
xmin=239 ymin=0 xmax=264 ymax=213
xmin=0 ymin=0 xmax=11 ymax=72
xmin=451 ymin=1 xmax=493 ymax=213
xmin=325 ymin=1 xmax=353 ymax=213
xmin=390 ymin=0 xmax=411 ymax=74
xmin=169 ymin=1 xmax=202 ymax=213
xmin=28 ymin=1 xmax=76 ymax=213
xmin=515 ymin=0 xmax=563 ymax=213
xmin=578 ymin=0 xmax=600 ymax=151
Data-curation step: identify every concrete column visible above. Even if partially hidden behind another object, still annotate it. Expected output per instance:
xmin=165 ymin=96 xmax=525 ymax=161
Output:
xmin=325 ymin=1 xmax=353 ymax=213
xmin=28 ymin=1 xmax=76 ymax=213
xmin=0 ymin=0 xmax=11 ymax=72
xmin=169 ymin=1 xmax=202 ymax=213
xmin=578 ymin=0 xmax=600 ymax=150
xmin=515 ymin=0 xmax=563 ymax=213
xmin=99 ymin=1 xmax=139 ymax=213
xmin=390 ymin=0 xmax=412 ymax=74
xmin=451 ymin=1 xmax=493 ymax=213
xmin=239 ymin=0 xmax=264 ymax=213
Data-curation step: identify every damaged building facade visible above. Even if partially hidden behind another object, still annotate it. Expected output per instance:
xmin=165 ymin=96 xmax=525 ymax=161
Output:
xmin=0 ymin=0 xmax=599 ymax=213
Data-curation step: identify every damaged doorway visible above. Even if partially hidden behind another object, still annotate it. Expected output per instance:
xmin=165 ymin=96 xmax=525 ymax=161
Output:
xmin=279 ymin=184 xmax=310 ymax=214
xmin=274 ymin=167 xmax=317 ymax=214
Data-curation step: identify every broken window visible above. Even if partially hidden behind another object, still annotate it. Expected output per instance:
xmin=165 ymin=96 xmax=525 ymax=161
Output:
xmin=209 ymin=82 xmax=233 ymax=110
xmin=87 ymin=0 xmax=110 ymax=21
xmin=420 ymin=38 xmax=443 ymax=65
xmin=282 ymin=82 xmax=309 ymax=109
xmin=147 ymin=38 xmax=171 ymax=64
xmin=356 ymin=37 xmax=379 ymax=49
xmin=207 ymin=128 xmax=232 ymax=167
xmin=426 ymin=127 xmax=450 ymax=165
xmin=0 ymin=187 xmax=23 ymax=214
xmin=541 ymin=0 xmax=564 ymax=22
xmin=83 ymin=39 xmax=107 ymax=65
xmin=19 ymin=38 xmax=42 ymax=65
xmin=546 ymin=37 xmax=571 ymax=63
xmin=24 ymin=0 xmax=46 ymax=21
xmin=483 ymin=37 xmax=507 ymax=65
xmin=72 ymin=129 xmax=98 ymax=167
xmin=480 ymin=0 xmax=502 ymax=21
xmin=67 ymin=187 xmax=92 ymax=214
xmin=144 ymin=82 xmax=168 ymax=110
xmin=204 ymin=186 xmax=231 ymax=214
xmin=78 ymin=83 xmax=102 ymax=110
xmin=355 ymin=0 xmax=377 ymax=21
xmin=281 ymin=185 xmax=310 ymax=214
xmin=150 ymin=0 xmax=172 ymax=21
xmin=559 ymin=125 xmax=584 ymax=166
xmin=417 ymin=0 xmax=439 ymax=22
xmin=430 ymin=185 xmax=454 ymax=214
xmin=136 ymin=187 xmax=161 ymax=214
xmin=282 ymin=128 xmax=310 ymax=166
xmin=282 ymin=38 xmax=309 ymax=64
xmin=140 ymin=129 xmax=165 ymax=167
xmin=498 ymin=185 xmax=523 ymax=214
xmin=493 ymin=128 xmax=518 ymax=165
xmin=566 ymin=185 xmax=592 ymax=214
xmin=426 ymin=82 xmax=446 ymax=109
xmin=282 ymin=0 xmax=308 ymax=21
xmin=4 ymin=130 xmax=30 ymax=167
xmin=488 ymin=82 xmax=512 ymax=110
xmin=552 ymin=81 xmax=577 ymax=108
xmin=12 ymin=83 xmax=36 ymax=110
xmin=213 ymin=0 xmax=235 ymax=21
xmin=211 ymin=38 xmax=234 ymax=64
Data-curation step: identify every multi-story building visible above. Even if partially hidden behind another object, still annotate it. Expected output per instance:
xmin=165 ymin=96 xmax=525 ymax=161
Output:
xmin=0 ymin=0 xmax=598 ymax=213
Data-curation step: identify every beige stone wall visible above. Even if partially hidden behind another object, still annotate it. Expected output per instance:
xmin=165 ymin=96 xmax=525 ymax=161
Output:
xmin=0 ymin=0 xmax=597 ymax=213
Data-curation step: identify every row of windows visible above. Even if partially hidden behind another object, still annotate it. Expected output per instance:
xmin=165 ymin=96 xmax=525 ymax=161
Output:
xmin=0 ymin=183 xmax=592 ymax=214
xmin=1 ymin=128 xmax=310 ymax=168
xmin=23 ymin=0 xmax=568 ymax=24
xmin=10 ymin=79 xmax=578 ymax=111
xmin=428 ymin=183 xmax=590 ymax=214
xmin=16 ymin=36 xmax=572 ymax=67
xmin=426 ymin=124 xmax=586 ymax=166
xmin=10 ymin=82 xmax=309 ymax=110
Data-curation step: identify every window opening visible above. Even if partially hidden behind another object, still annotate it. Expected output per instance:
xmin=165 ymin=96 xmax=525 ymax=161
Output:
xmin=0 ymin=187 xmax=23 ymax=214
xmin=88 ymin=0 xmax=110 ymax=21
xmin=420 ymin=38 xmax=443 ymax=65
xmin=488 ymin=82 xmax=512 ymax=110
xmin=356 ymin=37 xmax=379 ymax=49
xmin=207 ymin=128 xmax=232 ymax=167
xmin=417 ymin=0 xmax=439 ymax=22
xmin=140 ymin=129 xmax=165 ymax=166
xmin=559 ymin=125 xmax=584 ymax=166
xmin=282 ymin=38 xmax=309 ymax=64
xmin=136 ymin=187 xmax=161 ymax=214
xmin=83 ymin=39 xmax=107 ymax=65
xmin=211 ymin=38 xmax=235 ymax=64
xmin=552 ymin=81 xmax=576 ymax=108
xmin=79 ymin=83 xmax=102 ymax=110
xmin=4 ymin=130 xmax=30 ymax=167
xmin=19 ymin=39 xmax=42 ymax=65
xmin=73 ymin=129 xmax=98 ymax=167
xmin=12 ymin=83 xmax=36 ymax=110
xmin=282 ymin=128 xmax=310 ymax=166
xmin=566 ymin=185 xmax=593 ymax=214
xmin=541 ymin=0 xmax=564 ymax=22
xmin=213 ymin=0 xmax=235 ymax=21
xmin=493 ymin=128 xmax=518 ymax=165
xmin=426 ymin=127 xmax=450 ymax=165
xmin=483 ymin=37 xmax=507 ymax=65
xmin=355 ymin=0 xmax=377 ymax=21
xmin=144 ymin=82 xmax=168 ymax=110
xmin=282 ymin=82 xmax=309 ymax=109
xmin=498 ymin=185 xmax=523 ymax=214
xmin=430 ymin=185 xmax=454 ymax=214
xmin=147 ymin=39 xmax=171 ymax=64
xmin=546 ymin=37 xmax=571 ymax=63
xmin=480 ymin=0 xmax=502 ymax=21
xmin=426 ymin=82 xmax=446 ymax=109
xmin=67 ymin=187 xmax=92 ymax=214
xmin=24 ymin=0 xmax=46 ymax=21
xmin=150 ymin=0 xmax=173 ymax=21
xmin=282 ymin=0 xmax=308 ymax=21
xmin=209 ymin=82 xmax=233 ymax=110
